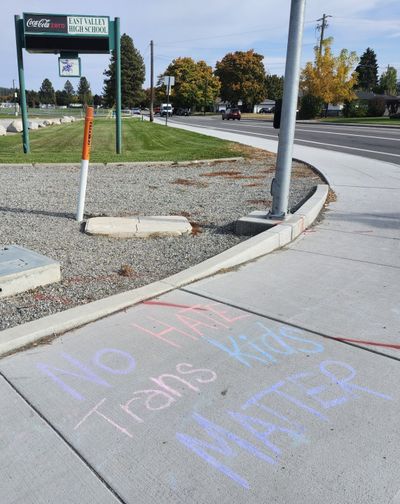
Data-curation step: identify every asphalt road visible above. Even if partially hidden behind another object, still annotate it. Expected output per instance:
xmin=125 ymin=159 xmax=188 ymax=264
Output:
xmin=167 ymin=115 xmax=400 ymax=165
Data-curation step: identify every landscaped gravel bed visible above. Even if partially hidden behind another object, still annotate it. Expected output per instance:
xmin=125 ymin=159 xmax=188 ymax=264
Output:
xmin=0 ymin=154 xmax=324 ymax=330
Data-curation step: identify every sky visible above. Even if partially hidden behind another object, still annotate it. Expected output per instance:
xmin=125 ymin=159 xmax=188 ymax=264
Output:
xmin=2 ymin=0 xmax=400 ymax=95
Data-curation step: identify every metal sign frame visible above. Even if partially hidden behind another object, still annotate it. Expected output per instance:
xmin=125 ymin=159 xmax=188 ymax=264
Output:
xmin=14 ymin=13 xmax=122 ymax=154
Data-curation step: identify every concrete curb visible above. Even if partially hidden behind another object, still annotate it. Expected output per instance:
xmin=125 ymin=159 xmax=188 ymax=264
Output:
xmin=0 ymin=158 xmax=243 ymax=169
xmin=0 ymin=183 xmax=328 ymax=357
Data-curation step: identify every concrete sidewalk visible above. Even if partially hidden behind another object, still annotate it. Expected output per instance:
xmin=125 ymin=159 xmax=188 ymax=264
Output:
xmin=0 ymin=127 xmax=399 ymax=503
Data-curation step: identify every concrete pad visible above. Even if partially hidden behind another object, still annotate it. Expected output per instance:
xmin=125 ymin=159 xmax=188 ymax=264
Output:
xmin=1 ymin=290 xmax=399 ymax=503
xmin=0 ymin=245 xmax=61 ymax=299
xmin=85 ymin=215 xmax=192 ymax=238
xmin=0 ymin=376 xmax=121 ymax=503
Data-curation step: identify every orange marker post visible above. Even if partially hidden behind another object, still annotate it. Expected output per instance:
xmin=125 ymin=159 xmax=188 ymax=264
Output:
xmin=76 ymin=106 xmax=94 ymax=222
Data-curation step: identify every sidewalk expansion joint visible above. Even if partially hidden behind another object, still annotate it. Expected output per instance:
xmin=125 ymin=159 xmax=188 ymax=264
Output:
xmin=316 ymin=227 xmax=400 ymax=241
xmin=289 ymin=248 xmax=400 ymax=270
xmin=180 ymin=288 xmax=400 ymax=363
xmin=0 ymin=372 xmax=127 ymax=504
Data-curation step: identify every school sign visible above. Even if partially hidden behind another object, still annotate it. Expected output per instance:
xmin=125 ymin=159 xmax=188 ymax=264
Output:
xmin=14 ymin=13 xmax=122 ymax=154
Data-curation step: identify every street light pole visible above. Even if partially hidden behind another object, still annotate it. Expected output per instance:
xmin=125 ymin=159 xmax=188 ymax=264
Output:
xmin=270 ymin=0 xmax=306 ymax=218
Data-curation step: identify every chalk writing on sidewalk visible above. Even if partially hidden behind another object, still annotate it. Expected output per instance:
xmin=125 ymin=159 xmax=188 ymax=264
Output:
xmin=176 ymin=360 xmax=393 ymax=489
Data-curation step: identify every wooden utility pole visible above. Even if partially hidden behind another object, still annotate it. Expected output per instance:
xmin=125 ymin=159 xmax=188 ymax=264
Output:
xmin=317 ymin=13 xmax=332 ymax=54
xmin=150 ymin=40 xmax=154 ymax=122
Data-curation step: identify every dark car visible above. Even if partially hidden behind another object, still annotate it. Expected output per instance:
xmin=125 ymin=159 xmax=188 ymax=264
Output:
xmin=258 ymin=106 xmax=275 ymax=113
xmin=222 ymin=108 xmax=241 ymax=120
xmin=175 ymin=108 xmax=191 ymax=116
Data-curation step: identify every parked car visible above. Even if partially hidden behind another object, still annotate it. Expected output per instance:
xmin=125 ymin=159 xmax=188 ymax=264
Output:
xmin=258 ymin=106 xmax=275 ymax=113
xmin=175 ymin=108 xmax=191 ymax=116
xmin=154 ymin=106 xmax=160 ymax=115
xmin=132 ymin=107 xmax=141 ymax=115
xmin=222 ymin=108 xmax=241 ymax=120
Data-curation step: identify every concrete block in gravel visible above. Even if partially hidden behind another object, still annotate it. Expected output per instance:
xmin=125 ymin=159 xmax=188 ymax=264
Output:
xmin=28 ymin=121 xmax=39 ymax=130
xmin=42 ymin=120 xmax=52 ymax=126
xmin=0 ymin=245 xmax=61 ymax=299
xmin=60 ymin=116 xmax=72 ymax=123
xmin=0 ymin=125 xmax=6 ymax=136
xmin=7 ymin=120 xmax=23 ymax=133
xmin=85 ymin=215 xmax=192 ymax=238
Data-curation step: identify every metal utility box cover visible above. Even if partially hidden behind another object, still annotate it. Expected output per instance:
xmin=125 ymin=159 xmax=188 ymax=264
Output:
xmin=22 ymin=13 xmax=113 ymax=53
xmin=0 ymin=245 xmax=61 ymax=299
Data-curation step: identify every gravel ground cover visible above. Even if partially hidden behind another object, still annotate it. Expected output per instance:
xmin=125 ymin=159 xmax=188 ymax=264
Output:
xmin=0 ymin=152 xmax=324 ymax=330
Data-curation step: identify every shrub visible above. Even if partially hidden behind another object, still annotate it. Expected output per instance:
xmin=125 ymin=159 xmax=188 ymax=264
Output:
xmin=367 ymin=98 xmax=386 ymax=117
xmin=342 ymin=100 xmax=368 ymax=118
xmin=299 ymin=94 xmax=323 ymax=119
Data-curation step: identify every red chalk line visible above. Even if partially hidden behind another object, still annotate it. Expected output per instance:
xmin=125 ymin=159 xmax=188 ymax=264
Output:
xmin=143 ymin=301 xmax=207 ymax=311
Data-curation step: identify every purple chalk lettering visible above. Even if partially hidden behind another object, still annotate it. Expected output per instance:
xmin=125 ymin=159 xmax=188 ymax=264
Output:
xmin=319 ymin=361 xmax=393 ymax=401
xmin=37 ymin=353 xmax=112 ymax=401
xmin=93 ymin=348 xmax=136 ymax=375
xmin=242 ymin=380 xmax=329 ymax=421
xmin=228 ymin=411 xmax=303 ymax=457
xmin=177 ymin=412 xmax=276 ymax=489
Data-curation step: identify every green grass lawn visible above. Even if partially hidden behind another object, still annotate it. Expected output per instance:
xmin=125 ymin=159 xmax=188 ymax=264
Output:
xmin=0 ymin=119 xmax=246 ymax=163
xmin=319 ymin=116 xmax=400 ymax=126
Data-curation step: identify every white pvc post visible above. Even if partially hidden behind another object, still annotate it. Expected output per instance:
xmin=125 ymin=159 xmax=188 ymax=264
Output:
xmin=76 ymin=159 xmax=89 ymax=222
xmin=76 ymin=106 xmax=94 ymax=222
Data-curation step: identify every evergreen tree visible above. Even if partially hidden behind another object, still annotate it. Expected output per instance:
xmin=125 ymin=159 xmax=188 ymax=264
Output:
xmin=38 ymin=78 xmax=56 ymax=105
xmin=77 ymin=77 xmax=93 ymax=105
xmin=103 ymin=33 xmax=145 ymax=108
xmin=64 ymin=80 xmax=75 ymax=96
xmin=355 ymin=48 xmax=378 ymax=91
xmin=265 ymin=74 xmax=284 ymax=100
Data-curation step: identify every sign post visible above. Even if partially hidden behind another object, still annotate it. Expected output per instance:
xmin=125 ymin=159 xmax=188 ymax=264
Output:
xmin=76 ymin=106 xmax=94 ymax=222
xmin=115 ymin=17 xmax=121 ymax=154
xmin=14 ymin=15 xmax=30 ymax=153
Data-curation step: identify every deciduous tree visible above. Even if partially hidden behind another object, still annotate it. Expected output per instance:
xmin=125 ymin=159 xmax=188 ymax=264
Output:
xmin=378 ymin=66 xmax=398 ymax=95
xmin=300 ymin=38 xmax=358 ymax=109
xmin=160 ymin=57 xmax=220 ymax=111
xmin=215 ymin=50 xmax=266 ymax=111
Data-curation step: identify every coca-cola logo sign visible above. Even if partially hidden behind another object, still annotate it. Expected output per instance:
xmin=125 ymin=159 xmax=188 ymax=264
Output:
xmin=23 ymin=14 xmax=68 ymax=34
xmin=26 ymin=18 xmax=51 ymax=29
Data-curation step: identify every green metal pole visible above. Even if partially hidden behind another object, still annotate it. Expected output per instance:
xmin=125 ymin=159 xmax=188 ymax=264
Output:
xmin=14 ymin=15 xmax=30 ymax=153
xmin=115 ymin=17 xmax=121 ymax=154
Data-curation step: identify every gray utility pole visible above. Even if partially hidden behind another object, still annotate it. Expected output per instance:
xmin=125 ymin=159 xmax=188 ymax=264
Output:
xmin=317 ymin=13 xmax=332 ymax=54
xmin=270 ymin=0 xmax=306 ymax=218
xmin=150 ymin=40 xmax=154 ymax=122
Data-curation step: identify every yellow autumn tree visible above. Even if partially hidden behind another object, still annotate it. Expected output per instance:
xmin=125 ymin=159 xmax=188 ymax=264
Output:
xmin=300 ymin=38 xmax=358 ymax=105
